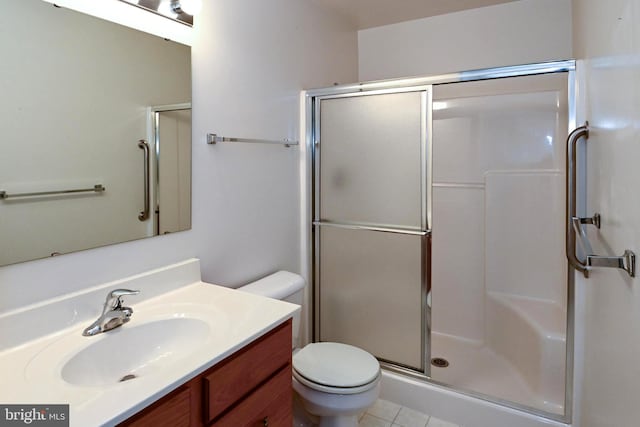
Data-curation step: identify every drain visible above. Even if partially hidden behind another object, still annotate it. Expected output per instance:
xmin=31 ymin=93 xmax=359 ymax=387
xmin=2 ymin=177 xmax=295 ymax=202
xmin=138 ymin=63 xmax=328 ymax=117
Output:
xmin=431 ymin=357 xmax=449 ymax=368
xmin=119 ymin=374 xmax=137 ymax=382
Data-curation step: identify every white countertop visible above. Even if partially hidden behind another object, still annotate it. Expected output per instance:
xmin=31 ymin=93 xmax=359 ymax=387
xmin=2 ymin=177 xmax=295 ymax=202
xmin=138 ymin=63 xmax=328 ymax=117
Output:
xmin=0 ymin=275 xmax=299 ymax=426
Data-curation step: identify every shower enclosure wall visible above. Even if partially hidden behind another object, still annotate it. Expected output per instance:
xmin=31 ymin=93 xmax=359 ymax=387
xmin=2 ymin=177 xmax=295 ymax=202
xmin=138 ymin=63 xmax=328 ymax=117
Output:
xmin=308 ymin=61 xmax=575 ymax=422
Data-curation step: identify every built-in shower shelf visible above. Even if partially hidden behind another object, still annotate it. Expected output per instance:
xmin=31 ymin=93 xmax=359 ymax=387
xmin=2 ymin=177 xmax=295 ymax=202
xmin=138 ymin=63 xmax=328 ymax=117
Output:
xmin=488 ymin=292 xmax=566 ymax=341
xmin=486 ymin=291 xmax=566 ymax=408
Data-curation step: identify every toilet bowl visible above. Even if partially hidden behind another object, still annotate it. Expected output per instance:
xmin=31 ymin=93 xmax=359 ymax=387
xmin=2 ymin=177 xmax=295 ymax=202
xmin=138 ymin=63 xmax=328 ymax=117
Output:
xmin=237 ymin=271 xmax=381 ymax=427
xmin=292 ymin=342 xmax=381 ymax=427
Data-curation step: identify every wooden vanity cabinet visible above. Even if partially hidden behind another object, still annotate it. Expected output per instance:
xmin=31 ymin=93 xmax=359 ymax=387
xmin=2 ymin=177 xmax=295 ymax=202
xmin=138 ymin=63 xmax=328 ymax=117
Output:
xmin=119 ymin=320 xmax=292 ymax=427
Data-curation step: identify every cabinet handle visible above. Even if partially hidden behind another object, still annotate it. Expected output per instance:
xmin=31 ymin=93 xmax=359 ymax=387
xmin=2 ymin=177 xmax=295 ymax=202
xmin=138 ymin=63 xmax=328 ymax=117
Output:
xmin=263 ymin=416 xmax=269 ymax=426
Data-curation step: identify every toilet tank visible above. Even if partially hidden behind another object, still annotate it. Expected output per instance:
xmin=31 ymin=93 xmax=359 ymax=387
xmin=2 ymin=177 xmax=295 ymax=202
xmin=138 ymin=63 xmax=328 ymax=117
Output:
xmin=236 ymin=271 xmax=305 ymax=349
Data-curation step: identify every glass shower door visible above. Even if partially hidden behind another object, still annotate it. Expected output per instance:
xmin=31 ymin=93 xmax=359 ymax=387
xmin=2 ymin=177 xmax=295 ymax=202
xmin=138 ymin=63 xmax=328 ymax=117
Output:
xmin=314 ymin=88 xmax=431 ymax=372
xmin=430 ymin=72 xmax=569 ymax=415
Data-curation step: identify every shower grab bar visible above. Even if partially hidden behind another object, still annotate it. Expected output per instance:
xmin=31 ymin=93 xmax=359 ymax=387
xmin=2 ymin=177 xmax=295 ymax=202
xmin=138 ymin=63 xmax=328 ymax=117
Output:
xmin=206 ymin=133 xmax=298 ymax=147
xmin=572 ymin=216 xmax=594 ymax=258
xmin=565 ymin=123 xmax=636 ymax=278
xmin=313 ymin=221 xmax=429 ymax=236
xmin=575 ymin=213 xmax=601 ymax=229
xmin=571 ymin=217 xmax=636 ymax=277
xmin=566 ymin=123 xmax=589 ymax=276
xmin=138 ymin=140 xmax=150 ymax=221
xmin=0 ymin=184 xmax=105 ymax=200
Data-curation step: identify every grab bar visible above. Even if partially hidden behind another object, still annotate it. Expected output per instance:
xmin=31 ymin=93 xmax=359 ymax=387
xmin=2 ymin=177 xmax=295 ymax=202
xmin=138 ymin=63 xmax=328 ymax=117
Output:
xmin=588 ymin=250 xmax=636 ymax=277
xmin=206 ymin=133 xmax=298 ymax=147
xmin=565 ymin=123 xmax=636 ymax=278
xmin=0 ymin=184 xmax=105 ymax=200
xmin=572 ymin=217 xmax=636 ymax=277
xmin=566 ymin=124 xmax=590 ymax=276
xmin=138 ymin=140 xmax=150 ymax=221
xmin=572 ymin=216 xmax=594 ymax=258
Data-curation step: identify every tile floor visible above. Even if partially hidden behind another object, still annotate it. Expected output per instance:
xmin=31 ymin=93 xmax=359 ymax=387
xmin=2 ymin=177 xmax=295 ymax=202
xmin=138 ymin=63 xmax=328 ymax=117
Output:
xmin=358 ymin=399 xmax=460 ymax=427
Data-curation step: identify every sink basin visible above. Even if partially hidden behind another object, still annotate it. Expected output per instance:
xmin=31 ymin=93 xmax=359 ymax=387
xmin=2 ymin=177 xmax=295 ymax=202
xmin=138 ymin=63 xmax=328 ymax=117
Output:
xmin=25 ymin=315 xmax=212 ymax=387
xmin=62 ymin=318 xmax=210 ymax=387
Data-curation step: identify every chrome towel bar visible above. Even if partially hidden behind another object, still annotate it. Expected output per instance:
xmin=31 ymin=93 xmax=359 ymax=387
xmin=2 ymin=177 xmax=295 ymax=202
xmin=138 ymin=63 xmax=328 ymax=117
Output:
xmin=206 ymin=133 xmax=298 ymax=147
xmin=0 ymin=184 xmax=105 ymax=200
xmin=565 ymin=122 xmax=635 ymax=278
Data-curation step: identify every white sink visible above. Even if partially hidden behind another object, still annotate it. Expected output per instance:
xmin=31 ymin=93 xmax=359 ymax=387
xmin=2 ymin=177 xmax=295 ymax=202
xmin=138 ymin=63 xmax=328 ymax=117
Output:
xmin=25 ymin=309 xmax=217 ymax=388
xmin=3 ymin=264 xmax=299 ymax=427
xmin=61 ymin=318 xmax=210 ymax=387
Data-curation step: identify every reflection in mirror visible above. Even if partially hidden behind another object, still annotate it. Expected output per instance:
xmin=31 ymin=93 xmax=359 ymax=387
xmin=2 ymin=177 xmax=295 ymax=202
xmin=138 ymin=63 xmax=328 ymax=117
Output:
xmin=153 ymin=105 xmax=192 ymax=234
xmin=119 ymin=0 xmax=199 ymax=26
xmin=0 ymin=0 xmax=191 ymax=266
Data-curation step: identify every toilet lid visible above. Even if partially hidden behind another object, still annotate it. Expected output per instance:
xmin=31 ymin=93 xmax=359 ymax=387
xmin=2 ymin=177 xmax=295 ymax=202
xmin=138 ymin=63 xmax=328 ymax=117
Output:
xmin=293 ymin=342 xmax=380 ymax=388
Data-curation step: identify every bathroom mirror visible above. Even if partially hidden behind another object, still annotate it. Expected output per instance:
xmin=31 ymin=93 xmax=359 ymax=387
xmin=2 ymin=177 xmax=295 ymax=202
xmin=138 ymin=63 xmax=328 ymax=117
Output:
xmin=0 ymin=0 xmax=192 ymax=266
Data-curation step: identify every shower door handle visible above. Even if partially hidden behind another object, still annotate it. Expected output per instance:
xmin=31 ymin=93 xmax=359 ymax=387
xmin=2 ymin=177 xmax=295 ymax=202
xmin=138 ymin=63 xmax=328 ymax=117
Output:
xmin=565 ymin=123 xmax=589 ymax=277
xmin=138 ymin=139 xmax=150 ymax=221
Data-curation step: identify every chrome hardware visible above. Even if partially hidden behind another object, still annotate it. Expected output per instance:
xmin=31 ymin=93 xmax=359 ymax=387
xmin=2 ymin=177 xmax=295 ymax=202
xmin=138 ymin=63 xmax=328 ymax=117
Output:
xmin=587 ymin=250 xmax=635 ymax=277
xmin=262 ymin=417 xmax=269 ymax=427
xmin=566 ymin=123 xmax=590 ymax=277
xmin=0 ymin=184 xmax=105 ymax=200
xmin=566 ymin=123 xmax=635 ymax=278
xmin=571 ymin=216 xmax=636 ymax=278
xmin=206 ymin=133 xmax=298 ymax=147
xmin=313 ymin=221 xmax=429 ymax=236
xmin=82 ymin=288 xmax=140 ymax=336
xmin=575 ymin=213 xmax=601 ymax=229
xmin=138 ymin=140 xmax=150 ymax=221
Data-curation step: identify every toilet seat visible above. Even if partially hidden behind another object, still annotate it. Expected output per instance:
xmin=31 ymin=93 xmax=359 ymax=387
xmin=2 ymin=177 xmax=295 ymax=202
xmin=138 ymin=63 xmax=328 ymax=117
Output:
xmin=292 ymin=342 xmax=381 ymax=395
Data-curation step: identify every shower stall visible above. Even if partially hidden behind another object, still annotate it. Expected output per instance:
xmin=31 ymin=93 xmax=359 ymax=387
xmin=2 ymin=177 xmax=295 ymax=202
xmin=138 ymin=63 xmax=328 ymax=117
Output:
xmin=307 ymin=61 xmax=575 ymax=422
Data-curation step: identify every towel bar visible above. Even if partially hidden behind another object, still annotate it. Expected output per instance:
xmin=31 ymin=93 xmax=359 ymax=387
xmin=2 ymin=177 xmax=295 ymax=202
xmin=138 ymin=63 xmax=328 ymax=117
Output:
xmin=206 ymin=133 xmax=298 ymax=147
xmin=0 ymin=184 xmax=105 ymax=200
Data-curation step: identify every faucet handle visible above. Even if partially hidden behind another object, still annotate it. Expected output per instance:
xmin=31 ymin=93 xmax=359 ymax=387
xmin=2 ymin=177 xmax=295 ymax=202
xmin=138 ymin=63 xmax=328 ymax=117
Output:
xmin=105 ymin=288 xmax=140 ymax=309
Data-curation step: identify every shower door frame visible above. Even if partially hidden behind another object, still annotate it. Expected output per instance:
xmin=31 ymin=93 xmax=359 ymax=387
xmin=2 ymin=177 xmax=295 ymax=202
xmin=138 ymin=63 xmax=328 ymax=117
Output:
xmin=305 ymin=59 xmax=577 ymax=424
xmin=312 ymin=85 xmax=434 ymax=375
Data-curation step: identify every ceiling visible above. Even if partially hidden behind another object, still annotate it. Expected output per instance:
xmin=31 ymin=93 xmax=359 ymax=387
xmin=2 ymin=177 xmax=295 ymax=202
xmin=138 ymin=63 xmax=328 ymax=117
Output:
xmin=315 ymin=0 xmax=520 ymax=30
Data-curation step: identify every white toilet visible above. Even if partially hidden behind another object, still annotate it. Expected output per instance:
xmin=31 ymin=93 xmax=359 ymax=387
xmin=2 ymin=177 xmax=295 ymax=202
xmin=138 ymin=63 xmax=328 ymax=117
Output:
xmin=237 ymin=271 xmax=381 ymax=427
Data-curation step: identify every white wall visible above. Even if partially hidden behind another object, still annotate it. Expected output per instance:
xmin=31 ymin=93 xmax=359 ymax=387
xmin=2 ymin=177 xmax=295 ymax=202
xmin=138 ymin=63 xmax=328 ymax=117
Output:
xmin=191 ymin=0 xmax=357 ymax=285
xmin=358 ymin=0 xmax=573 ymax=81
xmin=572 ymin=1 xmax=640 ymax=426
xmin=0 ymin=1 xmax=357 ymax=313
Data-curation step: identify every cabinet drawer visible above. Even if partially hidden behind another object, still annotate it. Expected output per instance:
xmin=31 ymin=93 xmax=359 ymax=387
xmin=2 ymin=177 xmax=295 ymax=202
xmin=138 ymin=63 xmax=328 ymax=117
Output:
xmin=204 ymin=320 xmax=292 ymax=423
xmin=120 ymin=386 xmax=192 ymax=427
xmin=213 ymin=366 xmax=292 ymax=427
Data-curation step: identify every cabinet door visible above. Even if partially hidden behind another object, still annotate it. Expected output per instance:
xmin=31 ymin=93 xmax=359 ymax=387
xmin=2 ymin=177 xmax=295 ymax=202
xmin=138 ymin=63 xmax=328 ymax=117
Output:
xmin=119 ymin=386 xmax=197 ymax=427
xmin=213 ymin=367 xmax=292 ymax=427
xmin=204 ymin=322 xmax=291 ymax=423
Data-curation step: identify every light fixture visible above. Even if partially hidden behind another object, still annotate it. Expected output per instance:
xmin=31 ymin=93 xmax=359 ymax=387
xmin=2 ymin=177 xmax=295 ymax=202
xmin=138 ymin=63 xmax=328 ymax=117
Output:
xmin=171 ymin=0 xmax=202 ymax=16
xmin=118 ymin=0 xmax=200 ymax=26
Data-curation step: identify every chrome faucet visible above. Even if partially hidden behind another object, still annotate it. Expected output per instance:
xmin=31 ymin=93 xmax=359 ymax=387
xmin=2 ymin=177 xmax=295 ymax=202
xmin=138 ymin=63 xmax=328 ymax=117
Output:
xmin=82 ymin=289 xmax=140 ymax=336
